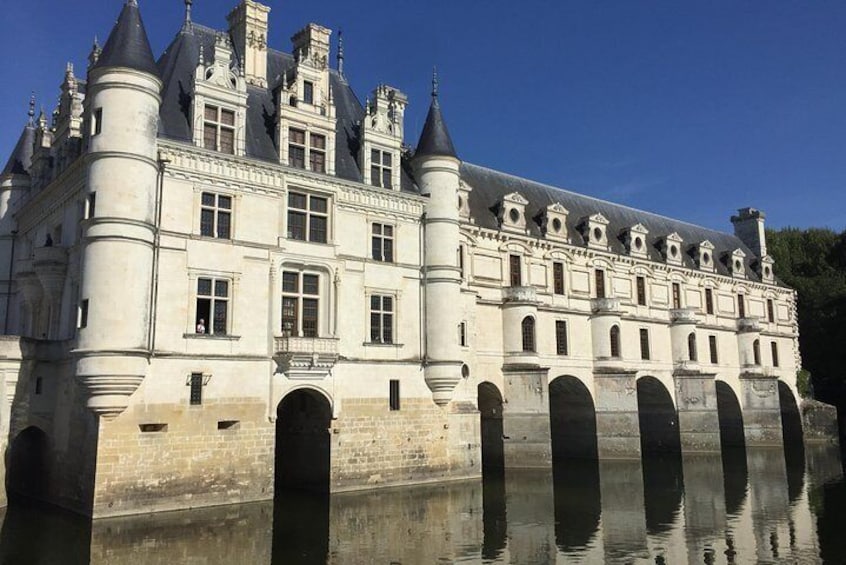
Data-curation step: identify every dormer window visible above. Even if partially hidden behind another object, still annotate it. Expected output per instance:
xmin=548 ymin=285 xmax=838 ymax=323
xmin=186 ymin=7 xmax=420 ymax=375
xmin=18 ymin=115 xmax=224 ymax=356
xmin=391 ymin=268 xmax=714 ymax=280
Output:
xmin=696 ymin=240 xmax=716 ymax=272
xmin=287 ymin=128 xmax=326 ymax=173
xmin=760 ymin=256 xmax=775 ymax=284
xmin=582 ymin=213 xmax=609 ymax=250
xmin=728 ymin=248 xmax=746 ymax=279
xmin=203 ymin=105 xmax=236 ymax=154
xmin=499 ymin=192 xmax=529 ymax=233
xmin=370 ymin=149 xmax=393 ymax=189
xmin=662 ymin=232 xmax=684 ymax=266
xmin=303 ymin=81 xmax=315 ymax=105
xmin=624 ymin=223 xmax=649 ymax=258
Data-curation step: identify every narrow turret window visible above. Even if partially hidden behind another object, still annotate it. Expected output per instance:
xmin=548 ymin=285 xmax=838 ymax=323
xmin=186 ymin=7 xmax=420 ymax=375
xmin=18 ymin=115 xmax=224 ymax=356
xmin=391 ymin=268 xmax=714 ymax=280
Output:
xmin=610 ymin=325 xmax=621 ymax=358
xmin=753 ymin=339 xmax=761 ymax=365
xmin=553 ymin=262 xmax=565 ymax=295
xmin=688 ymin=332 xmax=698 ymax=362
xmin=521 ymin=317 xmax=535 ymax=352
xmin=92 ymin=108 xmax=103 ymax=136
xmin=203 ymin=105 xmax=235 ymax=154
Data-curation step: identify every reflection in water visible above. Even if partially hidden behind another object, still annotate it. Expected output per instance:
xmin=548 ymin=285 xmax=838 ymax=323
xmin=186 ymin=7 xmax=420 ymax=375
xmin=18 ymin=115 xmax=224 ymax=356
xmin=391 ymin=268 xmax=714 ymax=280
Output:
xmin=1 ymin=448 xmax=845 ymax=564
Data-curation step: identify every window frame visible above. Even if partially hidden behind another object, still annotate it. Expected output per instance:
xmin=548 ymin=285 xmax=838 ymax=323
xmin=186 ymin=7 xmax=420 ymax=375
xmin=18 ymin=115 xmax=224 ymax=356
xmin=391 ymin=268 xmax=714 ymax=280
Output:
xmin=203 ymin=104 xmax=236 ymax=154
xmin=595 ymin=269 xmax=605 ymax=298
xmin=281 ymin=270 xmax=321 ymax=338
xmin=459 ymin=321 xmax=468 ymax=347
xmin=369 ymin=294 xmax=395 ymax=344
xmin=189 ymin=372 xmax=203 ymax=406
xmin=199 ymin=192 xmax=233 ymax=240
xmin=709 ymin=335 xmax=718 ymax=364
xmin=767 ymin=299 xmax=775 ymax=323
xmin=509 ymin=254 xmax=522 ymax=287
xmin=610 ymin=325 xmax=621 ymax=358
xmin=521 ymin=316 xmax=536 ymax=353
xmin=555 ymin=320 xmax=568 ymax=356
xmin=371 ymin=223 xmax=394 ymax=263
xmin=771 ymin=341 xmax=779 ymax=367
xmin=705 ymin=288 xmax=714 ymax=315
xmin=738 ymin=294 xmax=746 ymax=319
xmin=553 ymin=262 xmax=565 ymax=295
xmin=389 ymin=379 xmax=400 ymax=411
xmin=639 ymin=327 xmax=650 ymax=360
xmin=195 ymin=277 xmax=231 ymax=336
xmin=688 ymin=332 xmax=698 ymax=362
xmin=287 ymin=190 xmax=329 ymax=244
xmin=370 ymin=148 xmax=394 ymax=189
xmin=672 ymin=282 xmax=681 ymax=310
xmin=636 ymin=276 xmax=647 ymax=306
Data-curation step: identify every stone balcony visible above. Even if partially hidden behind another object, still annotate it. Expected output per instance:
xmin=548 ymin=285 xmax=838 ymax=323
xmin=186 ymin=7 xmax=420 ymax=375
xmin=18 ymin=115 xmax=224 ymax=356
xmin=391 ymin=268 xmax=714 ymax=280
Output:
xmin=670 ymin=308 xmax=698 ymax=325
xmin=591 ymin=297 xmax=621 ymax=314
xmin=503 ymin=286 xmax=537 ymax=304
xmin=737 ymin=317 xmax=762 ymax=333
xmin=33 ymin=246 xmax=69 ymax=268
xmin=273 ymin=335 xmax=340 ymax=379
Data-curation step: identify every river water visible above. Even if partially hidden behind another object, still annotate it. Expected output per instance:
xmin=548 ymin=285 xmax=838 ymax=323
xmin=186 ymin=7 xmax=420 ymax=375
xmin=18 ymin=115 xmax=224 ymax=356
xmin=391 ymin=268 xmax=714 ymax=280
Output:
xmin=0 ymin=444 xmax=843 ymax=564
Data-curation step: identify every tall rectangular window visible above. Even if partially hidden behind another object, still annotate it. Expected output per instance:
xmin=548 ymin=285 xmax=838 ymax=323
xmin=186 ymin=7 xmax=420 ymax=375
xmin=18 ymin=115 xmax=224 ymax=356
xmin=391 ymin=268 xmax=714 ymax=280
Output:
xmin=92 ymin=108 xmax=103 ymax=136
xmin=636 ymin=276 xmax=647 ymax=306
xmin=672 ymin=283 xmax=681 ymax=309
xmin=709 ymin=335 xmax=718 ymax=364
xmin=389 ymin=379 xmax=400 ymax=411
xmin=288 ymin=128 xmax=306 ymax=169
xmin=771 ymin=341 xmax=779 ymax=367
xmin=705 ymin=288 xmax=714 ymax=315
xmin=309 ymin=133 xmax=326 ymax=173
xmin=281 ymin=272 xmax=320 ymax=337
xmin=737 ymin=294 xmax=746 ymax=318
xmin=458 ymin=245 xmax=465 ymax=280
xmin=639 ymin=328 xmax=650 ymax=360
xmin=370 ymin=295 xmax=394 ymax=344
xmin=553 ymin=262 xmax=565 ymax=295
xmin=200 ymin=192 xmax=232 ymax=239
xmin=595 ymin=269 xmax=605 ymax=298
xmin=86 ymin=192 xmax=97 ymax=220
xmin=509 ymin=255 xmax=522 ymax=287
xmin=371 ymin=223 xmax=394 ymax=262
xmin=555 ymin=320 xmax=568 ymax=356
xmin=79 ymin=299 xmax=89 ymax=329
xmin=203 ymin=105 xmax=235 ymax=154
xmin=196 ymin=278 xmax=229 ymax=335
xmin=370 ymin=149 xmax=393 ymax=189
xmin=287 ymin=191 xmax=328 ymax=243
xmin=459 ymin=322 xmax=468 ymax=347
xmin=303 ymin=81 xmax=314 ymax=105
xmin=189 ymin=373 xmax=203 ymax=406
xmin=767 ymin=299 xmax=775 ymax=323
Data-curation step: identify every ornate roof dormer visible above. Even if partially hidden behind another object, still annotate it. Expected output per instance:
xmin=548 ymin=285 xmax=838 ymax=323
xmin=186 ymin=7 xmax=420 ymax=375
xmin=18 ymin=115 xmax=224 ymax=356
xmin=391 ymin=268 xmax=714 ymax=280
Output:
xmin=759 ymin=255 xmax=775 ymax=284
xmin=580 ymin=213 xmax=610 ymax=250
xmin=695 ymin=240 xmax=716 ymax=272
xmin=191 ymin=33 xmax=248 ymax=156
xmin=727 ymin=248 xmax=747 ymax=279
xmin=624 ymin=223 xmax=649 ymax=258
xmin=540 ymin=202 xmax=569 ymax=243
xmin=361 ymin=84 xmax=407 ymax=190
xmin=661 ymin=232 xmax=684 ymax=266
xmin=498 ymin=192 xmax=529 ymax=233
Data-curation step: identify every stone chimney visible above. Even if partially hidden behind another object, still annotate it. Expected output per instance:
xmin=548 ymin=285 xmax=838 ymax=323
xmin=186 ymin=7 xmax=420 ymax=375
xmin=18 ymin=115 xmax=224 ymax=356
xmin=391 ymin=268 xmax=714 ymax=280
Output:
xmin=731 ymin=207 xmax=767 ymax=258
xmin=292 ymin=23 xmax=332 ymax=70
xmin=227 ymin=0 xmax=270 ymax=87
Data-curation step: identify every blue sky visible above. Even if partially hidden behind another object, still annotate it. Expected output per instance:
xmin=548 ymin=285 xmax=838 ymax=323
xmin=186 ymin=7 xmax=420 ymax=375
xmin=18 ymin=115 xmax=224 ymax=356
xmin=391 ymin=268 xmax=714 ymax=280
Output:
xmin=3 ymin=0 xmax=846 ymax=232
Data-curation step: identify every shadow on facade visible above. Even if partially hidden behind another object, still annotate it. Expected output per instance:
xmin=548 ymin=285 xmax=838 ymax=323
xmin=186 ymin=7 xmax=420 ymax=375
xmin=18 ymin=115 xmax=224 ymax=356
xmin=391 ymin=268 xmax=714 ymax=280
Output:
xmin=6 ymin=426 xmax=49 ymax=501
xmin=549 ymin=376 xmax=598 ymax=460
xmin=716 ymin=380 xmax=746 ymax=449
xmin=478 ymin=382 xmax=504 ymax=475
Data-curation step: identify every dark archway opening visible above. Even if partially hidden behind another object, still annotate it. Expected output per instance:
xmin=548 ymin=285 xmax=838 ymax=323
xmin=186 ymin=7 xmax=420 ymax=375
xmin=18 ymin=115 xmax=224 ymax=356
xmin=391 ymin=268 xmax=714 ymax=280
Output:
xmin=272 ymin=390 xmax=331 ymax=565
xmin=274 ymin=389 xmax=332 ymax=494
xmin=7 ymin=426 xmax=50 ymax=502
xmin=779 ymin=380 xmax=806 ymax=503
xmin=549 ymin=376 xmax=600 ymax=552
xmin=715 ymin=381 xmax=748 ymax=516
xmin=478 ymin=382 xmax=505 ymax=476
xmin=549 ymin=376 xmax=598 ymax=461
xmin=636 ymin=376 xmax=681 ymax=455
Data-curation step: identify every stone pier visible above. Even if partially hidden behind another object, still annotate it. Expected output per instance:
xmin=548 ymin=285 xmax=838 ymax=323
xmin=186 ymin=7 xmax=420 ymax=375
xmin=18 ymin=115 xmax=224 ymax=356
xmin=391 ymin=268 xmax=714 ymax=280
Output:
xmin=740 ymin=373 xmax=784 ymax=447
xmin=673 ymin=370 xmax=721 ymax=452
xmin=594 ymin=368 xmax=641 ymax=459
xmin=501 ymin=364 xmax=552 ymax=469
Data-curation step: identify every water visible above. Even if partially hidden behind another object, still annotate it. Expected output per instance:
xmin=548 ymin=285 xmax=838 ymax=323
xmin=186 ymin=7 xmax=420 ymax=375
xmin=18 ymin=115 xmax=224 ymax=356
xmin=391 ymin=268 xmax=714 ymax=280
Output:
xmin=0 ymin=444 xmax=843 ymax=564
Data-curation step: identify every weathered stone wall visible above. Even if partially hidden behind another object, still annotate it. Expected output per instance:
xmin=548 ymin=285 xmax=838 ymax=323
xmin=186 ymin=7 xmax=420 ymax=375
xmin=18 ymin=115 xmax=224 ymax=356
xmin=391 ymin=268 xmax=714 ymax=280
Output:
xmin=331 ymin=397 xmax=479 ymax=489
xmin=92 ymin=399 xmax=275 ymax=517
xmin=501 ymin=366 xmax=552 ymax=468
xmin=740 ymin=375 xmax=784 ymax=446
xmin=801 ymin=400 xmax=840 ymax=445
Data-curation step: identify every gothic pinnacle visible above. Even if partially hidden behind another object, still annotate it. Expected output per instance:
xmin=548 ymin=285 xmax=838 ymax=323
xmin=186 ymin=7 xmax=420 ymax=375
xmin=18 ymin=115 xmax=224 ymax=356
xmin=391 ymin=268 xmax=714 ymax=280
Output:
xmin=432 ymin=67 xmax=439 ymax=98
xmin=337 ymin=30 xmax=345 ymax=77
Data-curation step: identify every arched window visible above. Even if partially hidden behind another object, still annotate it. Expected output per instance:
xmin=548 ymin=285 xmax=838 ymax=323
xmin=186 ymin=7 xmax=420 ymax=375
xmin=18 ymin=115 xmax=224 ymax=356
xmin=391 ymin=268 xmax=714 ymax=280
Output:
xmin=521 ymin=317 xmax=536 ymax=352
xmin=688 ymin=332 xmax=698 ymax=362
xmin=610 ymin=325 xmax=621 ymax=358
xmin=753 ymin=339 xmax=761 ymax=365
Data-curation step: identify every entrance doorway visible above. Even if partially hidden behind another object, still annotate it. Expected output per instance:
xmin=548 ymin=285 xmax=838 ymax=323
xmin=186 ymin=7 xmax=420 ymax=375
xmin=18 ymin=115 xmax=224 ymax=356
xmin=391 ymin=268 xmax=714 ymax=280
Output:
xmin=275 ymin=389 xmax=332 ymax=494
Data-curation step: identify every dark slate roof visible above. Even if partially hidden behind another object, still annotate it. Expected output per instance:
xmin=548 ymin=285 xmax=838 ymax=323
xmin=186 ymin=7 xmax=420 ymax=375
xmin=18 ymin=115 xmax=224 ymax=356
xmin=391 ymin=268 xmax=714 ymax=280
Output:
xmin=1 ymin=125 xmax=35 ymax=177
xmin=461 ymin=163 xmax=764 ymax=281
xmin=156 ymin=24 xmax=415 ymax=191
xmin=93 ymin=1 xmax=159 ymax=77
xmin=415 ymin=97 xmax=457 ymax=159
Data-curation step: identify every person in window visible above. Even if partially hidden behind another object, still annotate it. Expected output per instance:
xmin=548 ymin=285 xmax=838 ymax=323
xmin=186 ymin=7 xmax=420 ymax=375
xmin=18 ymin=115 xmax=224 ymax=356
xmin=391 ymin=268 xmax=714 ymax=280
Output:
xmin=196 ymin=318 xmax=206 ymax=334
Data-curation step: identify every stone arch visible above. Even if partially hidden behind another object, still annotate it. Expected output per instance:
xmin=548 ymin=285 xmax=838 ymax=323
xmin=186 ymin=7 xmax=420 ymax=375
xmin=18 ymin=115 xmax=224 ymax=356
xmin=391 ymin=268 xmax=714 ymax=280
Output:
xmin=549 ymin=375 xmax=598 ymax=460
xmin=478 ymin=381 xmax=504 ymax=475
xmin=7 ymin=426 xmax=50 ymax=501
xmin=636 ymin=376 xmax=681 ymax=455
xmin=715 ymin=380 xmax=745 ymax=449
xmin=778 ymin=380 xmax=805 ymax=503
xmin=275 ymin=388 xmax=333 ymax=494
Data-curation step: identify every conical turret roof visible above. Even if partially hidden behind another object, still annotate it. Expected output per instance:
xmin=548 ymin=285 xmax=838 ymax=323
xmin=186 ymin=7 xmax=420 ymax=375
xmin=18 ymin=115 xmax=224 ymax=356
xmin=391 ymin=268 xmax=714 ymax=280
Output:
xmin=2 ymin=124 xmax=35 ymax=177
xmin=93 ymin=0 xmax=159 ymax=77
xmin=416 ymin=95 xmax=458 ymax=160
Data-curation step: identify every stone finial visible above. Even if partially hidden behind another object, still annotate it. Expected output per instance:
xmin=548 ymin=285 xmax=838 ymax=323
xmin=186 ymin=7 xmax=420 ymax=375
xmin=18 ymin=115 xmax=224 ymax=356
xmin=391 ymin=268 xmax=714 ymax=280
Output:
xmin=337 ymin=30 xmax=345 ymax=77
xmin=28 ymin=92 xmax=36 ymax=126
xmin=88 ymin=36 xmax=101 ymax=68
xmin=432 ymin=66 xmax=439 ymax=98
